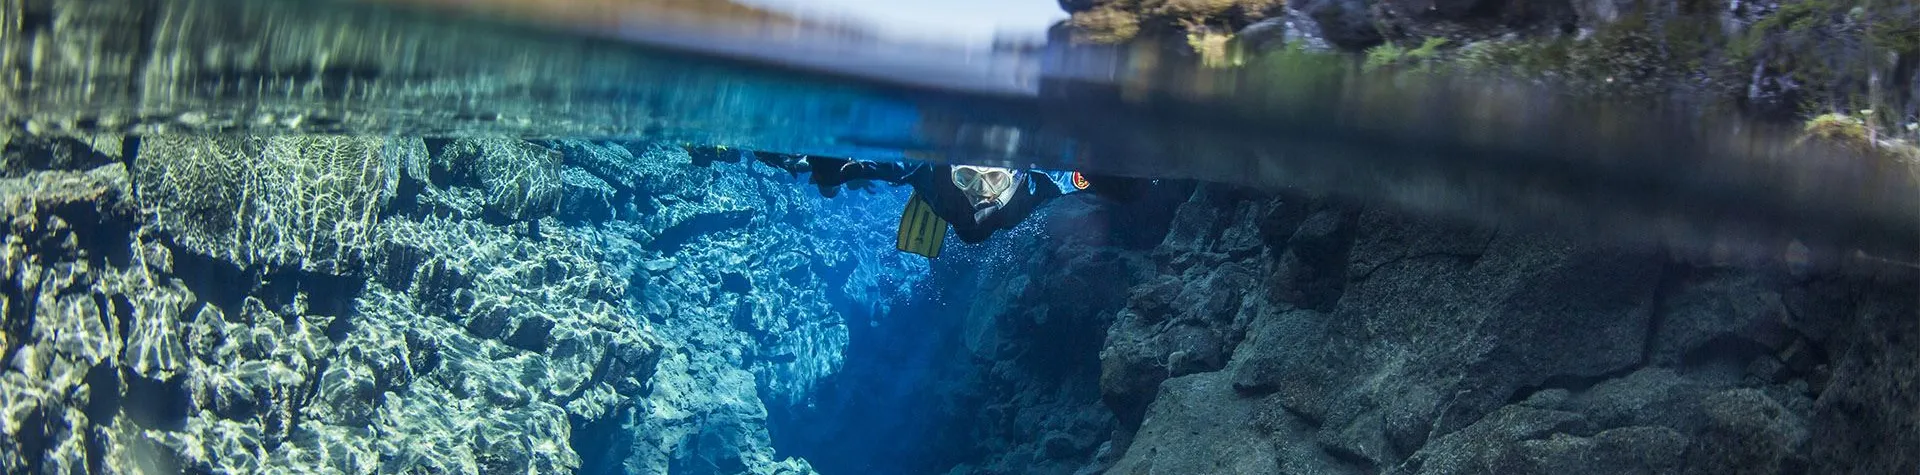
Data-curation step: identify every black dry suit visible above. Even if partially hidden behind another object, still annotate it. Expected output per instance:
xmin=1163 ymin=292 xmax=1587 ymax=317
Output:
xmin=804 ymin=157 xmax=1062 ymax=243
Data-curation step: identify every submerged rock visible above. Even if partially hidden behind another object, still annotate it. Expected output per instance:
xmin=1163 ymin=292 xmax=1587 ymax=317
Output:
xmin=1 ymin=134 xmax=675 ymax=474
xmin=1690 ymin=388 xmax=1809 ymax=473
xmin=560 ymin=166 xmax=619 ymax=224
xmin=132 ymin=135 xmax=403 ymax=274
xmin=1079 ymin=177 xmax=1915 ymax=475
xmin=437 ymin=137 xmax=564 ymax=222
xmin=1107 ymin=371 xmax=1283 ymax=475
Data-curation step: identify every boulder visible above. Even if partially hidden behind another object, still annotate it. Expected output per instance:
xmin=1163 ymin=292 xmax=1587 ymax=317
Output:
xmin=1389 ymin=405 xmax=1586 ymax=474
xmin=1689 ymin=389 xmax=1809 ymax=474
xmin=133 ymin=135 xmax=403 ymax=274
xmin=1650 ymin=271 xmax=1795 ymax=366
xmin=558 ymin=167 xmax=618 ymax=224
xmin=1107 ymin=371 xmax=1282 ymax=475
xmin=438 ymin=137 xmax=563 ymax=221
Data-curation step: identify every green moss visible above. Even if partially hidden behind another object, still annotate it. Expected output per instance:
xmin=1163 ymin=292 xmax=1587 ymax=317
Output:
xmin=1453 ymin=39 xmax=1574 ymax=77
xmin=1363 ymin=42 xmax=1406 ymax=72
xmin=1565 ymin=28 xmax=1674 ymax=97
xmin=1662 ymin=14 xmax=1726 ymax=71
xmin=1147 ymin=0 xmax=1283 ymax=26
xmin=1867 ymin=17 xmax=1920 ymax=53
xmin=1069 ymin=0 xmax=1281 ymax=43
xmin=1732 ymin=0 xmax=1843 ymax=61
xmin=1407 ymin=37 xmax=1450 ymax=60
xmin=1363 ymin=37 xmax=1449 ymax=73
xmin=1240 ymin=42 xmax=1349 ymax=100
xmin=1805 ymin=113 xmax=1871 ymax=145
xmin=1235 ymin=0 xmax=1899 ymax=128
xmin=1071 ymin=7 xmax=1142 ymax=44
xmin=1718 ymin=0 xmax=1901 ymax=119
xmin=1801 ymin=113 xmax=1920 ymax=168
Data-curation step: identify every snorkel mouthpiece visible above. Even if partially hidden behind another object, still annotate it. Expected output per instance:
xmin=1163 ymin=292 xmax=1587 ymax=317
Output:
xmin=952 ymin=165 xmax=1018 ymax=221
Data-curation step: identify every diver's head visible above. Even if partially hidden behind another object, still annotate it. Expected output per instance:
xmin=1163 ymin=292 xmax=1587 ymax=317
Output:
xmin=951 ymin=165 xmax=1020 ymax=220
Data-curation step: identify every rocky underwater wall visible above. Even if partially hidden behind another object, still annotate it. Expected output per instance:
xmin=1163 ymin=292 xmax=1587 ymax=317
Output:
xmin=1 ymin=0 xmax=1916 ymax=473
xmin=3 ymin=129 xmax=1915 ymax=475
xmin=0 ymin=132 xmax=925 ymax=474
xmin=827 ymin=180 xmax=1920 ymax=475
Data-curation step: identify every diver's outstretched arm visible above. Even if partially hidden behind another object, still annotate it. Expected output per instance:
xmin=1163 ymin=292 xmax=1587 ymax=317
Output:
xmin=1027 ymin=172 xmax=1065 ymax=201
xmin=1080 ymin=173 xmax=1148 ymax=202
xmin=805 ymin=157 xmax=919 ymax=187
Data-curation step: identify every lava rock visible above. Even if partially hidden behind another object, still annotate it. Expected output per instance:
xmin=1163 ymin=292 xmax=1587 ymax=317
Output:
xmin=1290 ymin=0 xmax=1382 ymax=50
xmin=552 ymin=140 xmax=644 ymax=191
xmin=1650 ymin=271 xmax=1795 ymax=366
xmin=1100 ymin=310 xmax=1230 ymax=428
xmin=1389 ymin=405 xmax=1587 ymax=475
xmin=1107 ymin=371 xmax=1282 ymax=475
xmin=1494 ymin=426 xmax=1691 ymax=474
xmin=438 ymin=137 xmax=563 ymax=221
xmin=1563 ymin=368 xmax=1715 ymax=434
xmin=133 ymin=134 xmax=402 ymax=274
xmin=1689 ymin=389 xmax=1809 ymax=474
xmin=555 ymin=168 xmax=615 ymax=225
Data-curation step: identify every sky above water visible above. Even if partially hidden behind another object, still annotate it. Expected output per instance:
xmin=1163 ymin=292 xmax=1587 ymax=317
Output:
xmin=743 ymin=0 xmax=1067 ymax=41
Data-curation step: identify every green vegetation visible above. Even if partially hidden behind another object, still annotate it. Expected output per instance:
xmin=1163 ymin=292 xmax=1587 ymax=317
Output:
xmin=1563 ymin=28 xmax=1674 ymax=98
xmin=1071 ymin=7 xmax=1143 ymax=44
xmin=1800 ymin=112 xmax=1920 ymax=165
xmin=1066 ymin=0 xmax=1284 ymax=44
xmin=1867 ymin=15 xmax=1920 ymax=54
xmin=1727 ymin=0 xmax=1918 ymax=128
xmin=429 ymin=0 xmax=810 ymax=26
xmin=1803 ymin=113 xmax=1873 ymax=148
xmin=1363 ymin=37 xmax=1449 ymax=72
xmin=1147 ymin=0 xmax=1285 ymax=29
xmin=1208 ymin=0 xmax=1916 ymax=154
xmin=1452 ymin=39 xmax=1572 ymax=78
xmin=1242 ymin=41 xmax=1349 ymax=92
xmin=1727 ymin=0 xmax=1851 ymax=99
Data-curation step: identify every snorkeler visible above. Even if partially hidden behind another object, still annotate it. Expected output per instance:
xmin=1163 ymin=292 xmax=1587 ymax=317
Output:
xmin=756 ymin=153 xmax=1147 ymax=257
xmin=684 ymin=145 xmax=1148 ymax=257
xmin=813 ymin=157 xmax=1057 ymax=244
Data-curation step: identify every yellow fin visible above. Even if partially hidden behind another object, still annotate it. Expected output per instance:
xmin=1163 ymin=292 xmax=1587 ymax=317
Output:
xmin=896 ymin=191 xmax=948 ymax=259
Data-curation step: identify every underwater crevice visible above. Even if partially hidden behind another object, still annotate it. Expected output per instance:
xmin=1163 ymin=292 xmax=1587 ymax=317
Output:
xmin=643 ymin=209 xmax=755 ymax=254
xmin=1349 ymin=250 xmax=1481 ymax=283
xmin=280 ymin=356 xmax=332 ymax=452
xmin=109 ymin=294 xmax=134 ymax=348
xmin=45 ymin=182 xmax=136 ymax=269
xmin=163 ymin=244 xmax=249 ymax=319
xmin=1675 ymin=335 xmax=1777 ymax=377
xmin=1321 ymin=440 xmax=1380 ymax=474
xmin=119 ymin=370 xmax=190 ymax=432
xmin=1500 ymin=364 xmax=1650 ymax=409
xmin=255 ymin=267 xmax=368 ymax=318
xmin=0 ymin=275 xmax=32 ymax=371
xmin=120 ymin=136 xmax=140 ymax=171
xmin=16 ymin=405 xmax=48 ymax=474
xmin=82 ymin=363 xmax=121 ymax=431
xmin=1639 ymin=259 xmax=1689 ymax=368
xmin=573 ymin=402 xmax=636 ymax=474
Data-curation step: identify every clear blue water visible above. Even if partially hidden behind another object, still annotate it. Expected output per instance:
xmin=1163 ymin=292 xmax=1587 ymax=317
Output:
xmin=2 ymin=1 xmax=1917 ymax=474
